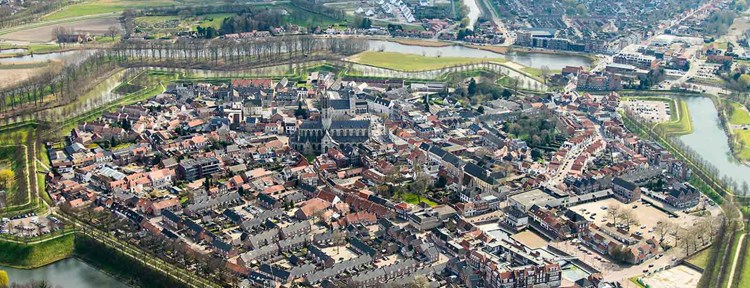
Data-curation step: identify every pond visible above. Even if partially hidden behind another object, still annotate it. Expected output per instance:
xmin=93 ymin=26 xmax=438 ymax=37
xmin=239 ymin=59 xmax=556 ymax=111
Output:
xmin=0 ymin=258 xmax=128 ymax=288
xmin=679 ymin=96 xmax=750 ymax=186
xmin=366 ymin=40 xmax=592 ymax=70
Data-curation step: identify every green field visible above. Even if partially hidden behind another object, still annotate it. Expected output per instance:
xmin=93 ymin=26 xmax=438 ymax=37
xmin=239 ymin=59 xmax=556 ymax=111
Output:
xmin=44 ymin=0 xmax=177 ymax=21
xmin=0 ymin=146 xmax=22 ymax=207
xmin=658 ymin=98 xmax=693 ymax=135
xmin=687 ymin=247 xmax=711 ymax=269
xmin=730 ymin=103 xmax=750 ymax=125
xmin=350 ymin=51 xmax=506 ymax=71
xmin=521 ymin=67 xmax=560 ymax=79
xmin=734 ymin=129 xmax=750 ymax=160
xmin=0 ymin=234 xmax=75 ymax=269
xmin=401 ymin=192 xmax=437 ymax=207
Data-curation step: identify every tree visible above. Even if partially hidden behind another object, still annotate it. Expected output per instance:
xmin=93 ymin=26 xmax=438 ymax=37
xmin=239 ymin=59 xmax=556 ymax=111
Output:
xmin=540 ymin=65 xmax=551 ymax=84
xmin=107 ymin=26 xmax=119 ymax=40
xmin=606 ymin=203 xmax=621 ymax=225
xmin=0 ymin=169 xmax=13 ymax=190
xmin=477 ymin=105 xmax=485 ymax=114
xmin=0 ymin=270 xmax=8 ymax=288
xmin=467 ymin=78 xmax=477 ymax=96
xmin=654 ymin=221 xmax=675 ymax=241
xmin=617 ymin=209 xmax=639 ymax=227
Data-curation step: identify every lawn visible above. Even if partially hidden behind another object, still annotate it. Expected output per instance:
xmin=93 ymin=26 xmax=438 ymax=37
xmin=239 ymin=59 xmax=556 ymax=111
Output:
xmin=657 ymin=98 xmax=692 ymax=135
xmin=730 ymin=102 xmax=750 ymax=125
xmin=0 ymin=146 xmax=23 ymax=207
xmin=521 ymin=67 xmax=560 ymax=79
xmin=349 ymin=51 xmax=506 ymax=71
xmin=401 ymin=192 xmax=437 ymax=207
xmin=738 ymin=235 xmax=750 ymax=288
xmin=0 ymin=234 xmax=75 ymax=269
xmin=44 ymin=0 xmax=177 ymax=21
xmin=734 ymin=129 xmax=750 ymax=160
xmin=686 ymin=247 xmax=710 ymax=269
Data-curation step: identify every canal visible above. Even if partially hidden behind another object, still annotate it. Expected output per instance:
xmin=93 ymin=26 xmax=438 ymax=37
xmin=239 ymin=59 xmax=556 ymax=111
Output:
xmin=679 ymin=96 xmax=750 ymax=186
xmin=366 ymin=40 xmax=592 ymax=70
xmin=0 ymin=258 xmax=128 ymax=288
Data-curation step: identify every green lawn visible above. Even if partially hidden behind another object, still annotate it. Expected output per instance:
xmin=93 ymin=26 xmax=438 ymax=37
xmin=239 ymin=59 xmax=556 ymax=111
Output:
xmin=687 ymin=247 xmax=711 ymax=269
xmin=734 ymin=129 xmax=750 ymax=160
xmin=730 ymin=103 xmax=750 ymax=125
xmin=401 ymin=193 xmax=437 ymax=207
xmin=521 ymin=67 xmax=560 ymax=78
xmin=350 ymin=51 xmax=506 ymax=71
xmin=738 ymin=235 xmax=750 ymax=288
xmin=0 ymin=234 xmax=75 ymax=269
xmin=44 ymin=0 xmax=177 ymax=21
xmin=658 ymin=98 xmax=693 ymax=135
xmin=0 ymin=146 xmax=23 ymax=207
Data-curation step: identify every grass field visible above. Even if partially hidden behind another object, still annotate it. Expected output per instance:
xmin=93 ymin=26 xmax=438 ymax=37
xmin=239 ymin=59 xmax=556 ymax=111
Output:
xmin=522 ymin=67 xmax=560 ymax=79
xmin=730 ymin=102 xmax=750 ymax=125
xmin=349 ymin=51 xmax=505 ymax=71
xmin=0 ymin=146 xmax=22 ymax=206
xmin=737 ymin=234 xmax=750 ymax=288
xmin=687 ymin=247 xmax=711 ymax=269
xmin=0 ymin=234 xmax=75 ymax=269
xmin=657 ymin=98 xmax=693 ymax=135
xmin=401 ymin=192 xmax=437 ymax=207
xmin=734 ymin=129 xmax=750 ymax=160
xmin=44 ymin=0 xmax=177 ymax=21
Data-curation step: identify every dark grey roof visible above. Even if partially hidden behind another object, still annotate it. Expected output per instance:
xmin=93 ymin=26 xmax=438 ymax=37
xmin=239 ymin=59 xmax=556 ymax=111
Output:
xmin=349 ymin=237 xmax=377 ymax=257
xmin=162 ymin=210 xmax=181 ymax=224
xmin=212 ymin=239 xmax=233 ymax=252
xmin=299 ymin=120 xmax=323 ymax=130
xmin=464 ymin=163 xmax=495 ymax=185
xmin=329 ymin=99 xmax=351 ymax=110
xmin=330 ymin=120 xmax=369 ymax=129
xmin=613 ymin=177 xmax=637 ymax=191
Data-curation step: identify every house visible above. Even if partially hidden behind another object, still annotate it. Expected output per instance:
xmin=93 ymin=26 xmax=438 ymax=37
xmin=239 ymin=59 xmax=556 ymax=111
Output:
xmin=612 ymin=177 xmax=640 ymax=203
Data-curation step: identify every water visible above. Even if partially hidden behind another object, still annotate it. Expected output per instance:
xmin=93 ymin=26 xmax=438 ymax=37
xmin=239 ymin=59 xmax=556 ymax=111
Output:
xmin=0 ymin=48 xmax=26 ymax=55
xmin=679 ymin=97 xmax=750 ymax=186
xmin=0 ymin=50 xmax=95 ymax=65
xmin=0 ymin=258 xmax=128 ymax=288
xmin=366 ymin=40 xmax=592 ymax=69
xmin=463 ymin=0 xmax=481 ymax=29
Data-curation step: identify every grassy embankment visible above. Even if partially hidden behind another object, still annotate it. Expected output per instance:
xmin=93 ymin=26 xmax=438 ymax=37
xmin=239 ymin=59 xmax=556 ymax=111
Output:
xmin=728 ymin=102 xmax=750 ymax=160
xmin=349 ymin=51 xmax=506 ymax=71
xmin=0 ymin=234 xmax=75 ymax=269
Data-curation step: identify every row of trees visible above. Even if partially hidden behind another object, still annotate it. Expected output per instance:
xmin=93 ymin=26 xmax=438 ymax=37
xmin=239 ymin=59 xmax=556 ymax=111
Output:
xmin=0 ymin=36 xmax=368 ymax=117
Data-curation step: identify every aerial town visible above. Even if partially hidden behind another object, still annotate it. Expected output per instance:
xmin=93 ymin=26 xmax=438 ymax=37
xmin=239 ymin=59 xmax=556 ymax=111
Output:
xmin=0 ymin=0 xmax=749 ymax=288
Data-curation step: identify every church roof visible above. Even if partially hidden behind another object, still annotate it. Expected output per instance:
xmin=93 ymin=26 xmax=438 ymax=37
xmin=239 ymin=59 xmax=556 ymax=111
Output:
xmin=330 ymin=120 xmax=369 ymax=129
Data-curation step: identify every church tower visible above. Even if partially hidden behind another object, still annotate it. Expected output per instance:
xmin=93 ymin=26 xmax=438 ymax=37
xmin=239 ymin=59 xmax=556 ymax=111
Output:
xmin=321 ymin=94 xmax=333 ymax=130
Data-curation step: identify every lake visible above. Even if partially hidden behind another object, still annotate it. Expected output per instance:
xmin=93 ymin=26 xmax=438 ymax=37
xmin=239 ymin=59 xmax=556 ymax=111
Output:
xmin=679 ymin=96 xmax=750 ymax=186
xmin=366 ymin=40 xmax=592 ymax=70
xmin=0 ymin=258 xmax=128 ymax=288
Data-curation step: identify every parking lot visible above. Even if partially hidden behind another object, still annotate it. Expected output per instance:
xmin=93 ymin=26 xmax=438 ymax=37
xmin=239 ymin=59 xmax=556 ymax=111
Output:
xmin=623 ymin=100 xmax=671 ymax=123
xmin=641 ymin=264 xmax=701 ymax=288
xmin=1 ymin=213 xmax=61 ymax=237
xmin=568 ymin=198 xmax=701 ymax=240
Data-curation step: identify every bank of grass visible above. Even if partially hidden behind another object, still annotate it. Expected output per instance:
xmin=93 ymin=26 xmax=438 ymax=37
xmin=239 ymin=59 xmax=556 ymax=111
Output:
xmin=521 ymin=67 xmax=560 ymax=78
xmin=401 ymin=193 xmax=437 ymax=207
xmin=734 ymin=130 xmax=750 ymax=160
xmin=686 ymin=246 xmax=711 ymax=269
xmin=730 ymin=102 xmax=750 ymax=125
xmin=44 ymin=0 xmax=177 ymax=21
xmin=628 ymin=276 xmax=647 ymax=288
xmin=737 ymin=231 xmax=750 ymax=288
xmin=0 ymin=234 xmax=75 ymax=269
xmin=657 ymin=98 xmax=693 ymax=135
xmin=0 ymin=146 xmax=24 ymax=207
xmin=349 ymin=51 xmax=506 ymax=71
xmin=391 ymin=39 xmax=451 ymax=47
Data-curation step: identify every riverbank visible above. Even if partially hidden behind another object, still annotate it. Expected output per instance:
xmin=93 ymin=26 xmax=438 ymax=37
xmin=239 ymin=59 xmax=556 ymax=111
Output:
xmin=0 ymin=234 xmax=75 ymax=269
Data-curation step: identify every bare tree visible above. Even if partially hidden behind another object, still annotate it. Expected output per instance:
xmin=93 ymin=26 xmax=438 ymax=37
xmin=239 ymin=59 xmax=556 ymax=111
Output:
xmin=107 ymin=26 xmax=119 ymax=40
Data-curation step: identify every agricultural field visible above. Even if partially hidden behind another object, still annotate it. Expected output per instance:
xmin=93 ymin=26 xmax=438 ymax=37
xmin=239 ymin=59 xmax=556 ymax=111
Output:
xmin=135 ymin=14 xmax=233 ymax=37
xmin=348 ymin=51 xmax=505 ymax=71
xmin=0 ymin=16 xmax=120 ymax=42
xmin=43 ymin=0 xmax=178 ymax=21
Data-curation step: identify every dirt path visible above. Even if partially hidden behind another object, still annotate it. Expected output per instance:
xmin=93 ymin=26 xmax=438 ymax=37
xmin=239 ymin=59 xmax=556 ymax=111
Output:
xmin=727 ymin=232 xmax=747 ymax=288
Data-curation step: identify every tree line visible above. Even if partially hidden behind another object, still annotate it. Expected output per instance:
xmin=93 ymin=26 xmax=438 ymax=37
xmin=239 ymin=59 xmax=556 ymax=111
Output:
xmin=0 ymin=36 xmax=368 ymax=118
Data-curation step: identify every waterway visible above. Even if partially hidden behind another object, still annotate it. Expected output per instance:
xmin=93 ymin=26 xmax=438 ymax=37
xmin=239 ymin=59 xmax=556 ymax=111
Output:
xmin=0 ymin=258 xmax=128 ymax=288
xmin=0 ymin=50 xmax=95 ymax=65
xmin=679 ymin=96 xmax=750 ymax=186
xmin=366 ymin=40 xmax=592 ymax=70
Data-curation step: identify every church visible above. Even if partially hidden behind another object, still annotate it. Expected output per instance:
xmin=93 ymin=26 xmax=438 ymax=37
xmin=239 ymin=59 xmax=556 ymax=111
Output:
xmin=291 ymin=95 xmax=371 ymax=155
